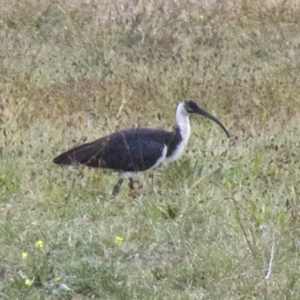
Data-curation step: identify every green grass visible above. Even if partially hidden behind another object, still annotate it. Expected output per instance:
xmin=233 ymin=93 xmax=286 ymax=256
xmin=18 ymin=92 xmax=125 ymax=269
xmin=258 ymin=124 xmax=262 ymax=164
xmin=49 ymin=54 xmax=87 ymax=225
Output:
xmin=1 ymin=0 xmax=300 ymax=299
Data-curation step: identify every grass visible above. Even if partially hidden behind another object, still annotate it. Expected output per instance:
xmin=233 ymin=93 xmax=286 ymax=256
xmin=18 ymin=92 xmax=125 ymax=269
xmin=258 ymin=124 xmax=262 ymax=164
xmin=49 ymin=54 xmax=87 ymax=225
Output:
xmin=1 ymin=0 xmax=300 ymax=299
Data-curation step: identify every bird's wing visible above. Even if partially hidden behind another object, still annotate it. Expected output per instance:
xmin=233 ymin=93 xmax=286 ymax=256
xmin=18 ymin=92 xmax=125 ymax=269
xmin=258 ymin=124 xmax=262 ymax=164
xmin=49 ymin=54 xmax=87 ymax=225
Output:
xmin=101 ymin=128 xmax=174 ymax=172
xmin=53 ymin=128 xmax=176 ymax=172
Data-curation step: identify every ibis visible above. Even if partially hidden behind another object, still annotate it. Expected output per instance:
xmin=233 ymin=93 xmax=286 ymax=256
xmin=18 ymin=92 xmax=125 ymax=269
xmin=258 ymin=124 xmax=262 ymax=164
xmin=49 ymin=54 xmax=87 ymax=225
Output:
xmin=53 ymin=100 xmax=230 ymax=195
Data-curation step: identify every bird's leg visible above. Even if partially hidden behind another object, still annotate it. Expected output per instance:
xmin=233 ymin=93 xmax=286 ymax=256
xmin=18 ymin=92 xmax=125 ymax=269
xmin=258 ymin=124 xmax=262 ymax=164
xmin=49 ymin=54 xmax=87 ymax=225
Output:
xmin=112 ymin=178 xmax=124 ymax=195
xmin=128 ymin=178 xmax=134 ymax=190
xmin=149 ymin=173 xmax=154 ymax=190
xmin=127 ymin=178 xmax=138 ymax=197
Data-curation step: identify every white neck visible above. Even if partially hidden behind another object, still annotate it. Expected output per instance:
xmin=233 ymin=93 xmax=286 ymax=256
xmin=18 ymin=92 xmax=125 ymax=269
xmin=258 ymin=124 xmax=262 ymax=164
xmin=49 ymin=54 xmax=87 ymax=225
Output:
xmin=166 ymin=102 xmax=191 ymax=162
xmin=176 ymin=102 xmax=191 ymax=140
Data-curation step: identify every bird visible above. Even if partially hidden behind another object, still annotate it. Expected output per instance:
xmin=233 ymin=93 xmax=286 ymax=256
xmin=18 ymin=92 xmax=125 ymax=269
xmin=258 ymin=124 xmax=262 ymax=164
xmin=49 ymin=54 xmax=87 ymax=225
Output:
xmin=53 ymin=100 xmax=230 ymax=195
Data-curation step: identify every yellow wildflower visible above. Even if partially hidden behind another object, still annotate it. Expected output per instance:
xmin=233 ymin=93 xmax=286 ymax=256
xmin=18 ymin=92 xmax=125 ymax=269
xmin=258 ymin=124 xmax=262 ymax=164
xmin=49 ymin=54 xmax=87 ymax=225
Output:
xmin=22 ymin=252 xmax=28 ymax=259
xmin=115 ymin=236 xmax=123 ymax=244
xmin=25 ymin=279 xmax=32 ymax=286
xmin=35 ymin=240 xmax=43 ymax=248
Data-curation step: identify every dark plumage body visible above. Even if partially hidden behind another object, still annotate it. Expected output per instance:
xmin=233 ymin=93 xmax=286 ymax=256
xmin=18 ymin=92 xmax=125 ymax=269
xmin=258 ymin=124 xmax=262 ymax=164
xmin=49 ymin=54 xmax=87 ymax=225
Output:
xmin=53 ymin=127 xmax=181 ymax=172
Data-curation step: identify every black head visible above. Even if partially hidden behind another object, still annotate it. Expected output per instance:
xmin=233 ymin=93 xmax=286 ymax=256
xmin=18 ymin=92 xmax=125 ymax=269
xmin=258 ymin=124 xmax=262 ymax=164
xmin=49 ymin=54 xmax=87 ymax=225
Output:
xmin=183 ymin=100 xmax=230 ymax=138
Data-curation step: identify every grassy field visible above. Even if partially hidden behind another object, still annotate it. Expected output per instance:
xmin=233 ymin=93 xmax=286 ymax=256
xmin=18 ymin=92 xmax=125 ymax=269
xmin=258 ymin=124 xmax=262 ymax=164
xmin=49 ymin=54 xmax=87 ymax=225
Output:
xmin=1 ymin=0 xmax=300 ymax=299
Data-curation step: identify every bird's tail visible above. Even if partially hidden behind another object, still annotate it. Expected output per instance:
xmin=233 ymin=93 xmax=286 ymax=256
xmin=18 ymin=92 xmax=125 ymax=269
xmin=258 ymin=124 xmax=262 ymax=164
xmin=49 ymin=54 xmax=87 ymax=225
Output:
xmin=53 ymin=141 xmax=103 ymax=168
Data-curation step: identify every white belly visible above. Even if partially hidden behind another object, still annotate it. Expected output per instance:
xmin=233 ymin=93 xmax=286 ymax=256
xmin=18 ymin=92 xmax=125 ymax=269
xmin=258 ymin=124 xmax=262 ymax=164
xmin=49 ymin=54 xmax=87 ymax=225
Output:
xmin=165 ymin=138 xmax=189 ymax=162
xmin=152 ymin=145 xmax=168 ymax=168
xmin=121 ymin=145 xmax=168 ymax=178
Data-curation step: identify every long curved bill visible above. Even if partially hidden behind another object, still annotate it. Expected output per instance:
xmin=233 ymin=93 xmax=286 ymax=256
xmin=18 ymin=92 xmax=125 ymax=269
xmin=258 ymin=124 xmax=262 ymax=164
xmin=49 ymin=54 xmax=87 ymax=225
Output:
xmin=196 ymin=107 xmax=230 ymax=138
